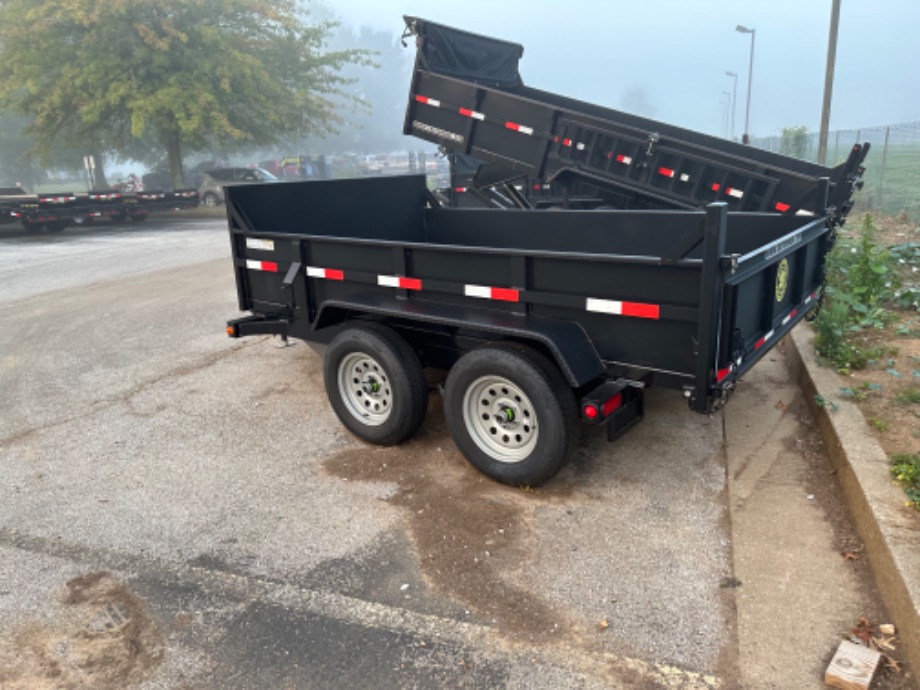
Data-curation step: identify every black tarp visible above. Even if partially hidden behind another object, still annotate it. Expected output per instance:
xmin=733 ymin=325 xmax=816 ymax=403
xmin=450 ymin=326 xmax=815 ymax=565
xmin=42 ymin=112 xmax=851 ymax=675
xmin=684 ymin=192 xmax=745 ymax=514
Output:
xmin=405 ymin=16 xmax=523 ymax=89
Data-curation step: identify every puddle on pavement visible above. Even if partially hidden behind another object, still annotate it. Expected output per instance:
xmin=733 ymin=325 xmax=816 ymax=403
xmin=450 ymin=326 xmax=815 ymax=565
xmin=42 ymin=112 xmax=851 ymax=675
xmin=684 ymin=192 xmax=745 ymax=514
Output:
xmin=0 ymin=572 xmax=162 ymax=689
xmin=323 ymin=398 xmax=576 ymax=645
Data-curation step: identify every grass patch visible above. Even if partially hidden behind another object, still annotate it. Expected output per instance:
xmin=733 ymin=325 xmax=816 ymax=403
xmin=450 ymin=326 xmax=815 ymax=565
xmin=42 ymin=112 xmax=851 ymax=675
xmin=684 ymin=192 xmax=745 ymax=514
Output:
xmin=891 ymin=453 xmax=920 ymax=510
xmin=896 ymin=387 xmax=920 ymax=405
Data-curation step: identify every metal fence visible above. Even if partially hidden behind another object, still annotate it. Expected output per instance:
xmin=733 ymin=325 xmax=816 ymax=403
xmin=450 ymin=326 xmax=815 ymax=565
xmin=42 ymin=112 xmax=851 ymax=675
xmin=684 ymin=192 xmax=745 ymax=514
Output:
xmin=751 ymin=121 xmax=920 ymax=219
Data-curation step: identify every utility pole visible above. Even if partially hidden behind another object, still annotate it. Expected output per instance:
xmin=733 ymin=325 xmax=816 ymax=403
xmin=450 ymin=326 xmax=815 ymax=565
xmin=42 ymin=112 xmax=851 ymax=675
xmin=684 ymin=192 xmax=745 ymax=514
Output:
xmin=725 ymin=71 xmax=738 ymax=140
xmin=817 ymin=0 xmax=842 ymax=165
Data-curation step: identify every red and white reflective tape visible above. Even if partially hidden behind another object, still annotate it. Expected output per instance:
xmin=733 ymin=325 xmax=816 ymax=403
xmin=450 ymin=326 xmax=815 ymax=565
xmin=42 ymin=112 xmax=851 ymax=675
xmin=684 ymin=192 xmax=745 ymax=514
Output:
xmin=781 ymin=309 xmax=798 ymax=326
xmin=796 ymin=209 xmax=815 ymax=217
xmin=378 ymin=275 xmax=422 ymax=291
xmin=459 ymin=107 xmax=485 ymax=120
xmin=559 ymin=138 xmax=585 ymax=150
xmin=246 ymin=260 xmax=278 ymax=273
xmin=804 ymin=290 xmax=818 ymax=304
xmin=465 ymin=284 xmax=520 ymax=302
xmin=89 ymin=193 xmax=120 ymax=200
xmin=306 ymin=266 xmax=344 ymax=281
xmin=725 ymin=187 xmax=744 ymax=199
xmin=716 ymin=366 xmax=733 ymax=383
xmin=505 ymin=121 xmax=534 ymax=135
xmin=613 ymin=154 xmax=632 ymax=165
xmin=415 ymin=95 xmax=441 ymax=107
xmin=754 ymin=329 xmax=774 ymax=351
xmin=455 ymin=187 xmax=468 ymax=193
xmin=658 ymin=167 xmax=675 ymax=178
xmin=41 ymin=196 xmax=76 ymax=203
xmin=585 ymin=298 xmax=660 ymax=320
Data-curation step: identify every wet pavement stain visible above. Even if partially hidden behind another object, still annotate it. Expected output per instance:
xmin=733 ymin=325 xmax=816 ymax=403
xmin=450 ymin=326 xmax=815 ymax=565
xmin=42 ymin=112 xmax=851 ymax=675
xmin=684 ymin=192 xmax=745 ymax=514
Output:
xmin=323 ymin=399 xmax=576 ymax=646
xmin=0 ymin=572 xmax=162 ymax=689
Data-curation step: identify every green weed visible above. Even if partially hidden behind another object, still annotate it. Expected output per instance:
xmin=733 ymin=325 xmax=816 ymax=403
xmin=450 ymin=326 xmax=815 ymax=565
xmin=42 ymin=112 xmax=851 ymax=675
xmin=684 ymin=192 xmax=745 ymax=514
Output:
xmin=891 ymin=453 xmax=920 ymax=510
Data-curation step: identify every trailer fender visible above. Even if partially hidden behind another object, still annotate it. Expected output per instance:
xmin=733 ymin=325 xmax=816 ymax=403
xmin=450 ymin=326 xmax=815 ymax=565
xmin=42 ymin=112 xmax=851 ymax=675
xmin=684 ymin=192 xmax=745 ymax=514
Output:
xmin=314 ymin=293 xmax=605 ymax=388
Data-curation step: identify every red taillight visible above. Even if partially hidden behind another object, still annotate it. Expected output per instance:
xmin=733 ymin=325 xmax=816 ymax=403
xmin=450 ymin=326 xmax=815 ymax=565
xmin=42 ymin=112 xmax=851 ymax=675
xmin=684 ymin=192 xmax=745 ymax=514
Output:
xmin=602 ymin=393 xmax=623 ymax=417
xmin=583 ymin=404 xmax=599 ymax=420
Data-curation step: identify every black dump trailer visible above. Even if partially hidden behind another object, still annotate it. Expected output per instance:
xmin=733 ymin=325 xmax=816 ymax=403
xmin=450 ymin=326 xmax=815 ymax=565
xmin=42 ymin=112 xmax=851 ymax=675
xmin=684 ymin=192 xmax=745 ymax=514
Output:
xmin=402 ymin=17 xmax=868 ymax=227
xmin=226 ymin=174 xmax=842 ymax=485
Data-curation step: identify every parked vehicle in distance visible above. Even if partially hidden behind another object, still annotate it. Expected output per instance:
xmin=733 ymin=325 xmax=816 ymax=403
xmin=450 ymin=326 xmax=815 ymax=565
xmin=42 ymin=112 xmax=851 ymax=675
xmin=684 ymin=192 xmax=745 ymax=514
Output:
xmin=199 ymin=167 xmax=278 ymax=207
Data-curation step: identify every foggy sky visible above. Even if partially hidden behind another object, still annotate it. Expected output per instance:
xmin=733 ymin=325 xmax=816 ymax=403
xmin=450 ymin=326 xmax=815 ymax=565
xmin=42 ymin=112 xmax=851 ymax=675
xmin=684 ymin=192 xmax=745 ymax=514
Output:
xmin=328 ymin=0 xmax=920 ymax=138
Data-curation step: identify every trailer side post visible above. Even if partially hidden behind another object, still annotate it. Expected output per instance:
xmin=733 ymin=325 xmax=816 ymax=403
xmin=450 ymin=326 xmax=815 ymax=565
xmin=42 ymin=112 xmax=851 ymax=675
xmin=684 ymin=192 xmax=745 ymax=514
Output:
xmin=691 ymin=203 xmax=728 ymax=413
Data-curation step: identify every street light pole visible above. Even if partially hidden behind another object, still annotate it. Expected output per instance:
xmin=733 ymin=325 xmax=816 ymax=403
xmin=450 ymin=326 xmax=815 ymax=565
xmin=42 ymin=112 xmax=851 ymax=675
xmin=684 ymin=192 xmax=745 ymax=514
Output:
xmin=722 ymin=91 xmax=731 ymax=138
xmin=725 ymin=71 xmax=738 ymax=140
xmin=817 ymin=0 xmax=842 ymax=165
xmin=736 ymin=24 xmax=756 ymax=144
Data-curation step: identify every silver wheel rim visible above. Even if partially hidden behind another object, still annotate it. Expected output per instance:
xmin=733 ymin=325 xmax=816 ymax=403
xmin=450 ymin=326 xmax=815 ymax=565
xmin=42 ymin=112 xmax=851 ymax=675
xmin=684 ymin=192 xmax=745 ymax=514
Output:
xmin=462 ymin=375 xmax=538 ymax=463
xmin=337 ymin=352 xmax=393 ymax=426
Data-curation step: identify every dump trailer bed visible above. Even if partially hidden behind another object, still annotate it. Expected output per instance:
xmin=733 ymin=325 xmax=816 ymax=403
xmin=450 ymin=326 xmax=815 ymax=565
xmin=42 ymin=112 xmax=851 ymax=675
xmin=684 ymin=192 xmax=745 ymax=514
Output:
xmin=403 ymin=17 xmax=868 ymax=225
xmin=226 ymin=174 xmax=834 ymax=485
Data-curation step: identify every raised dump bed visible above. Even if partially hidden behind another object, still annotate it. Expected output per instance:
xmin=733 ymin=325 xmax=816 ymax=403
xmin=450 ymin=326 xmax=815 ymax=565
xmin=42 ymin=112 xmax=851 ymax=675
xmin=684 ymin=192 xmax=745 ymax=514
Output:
xmin=402 ymin=17 xmax=868 ymax=226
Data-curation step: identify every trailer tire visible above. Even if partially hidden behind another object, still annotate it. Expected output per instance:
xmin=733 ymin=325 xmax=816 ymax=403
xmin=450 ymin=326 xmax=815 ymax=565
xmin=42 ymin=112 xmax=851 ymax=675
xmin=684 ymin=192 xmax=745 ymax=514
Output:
xmin=21 ymin=219 xmax=43 ymax=232
xmin=324 ymin=323 xmax=428 ymax=446
xmin=444 ymin=344 xmax=579 ymax=486
xmin=44 ymin=220 xmax=67 ymax=233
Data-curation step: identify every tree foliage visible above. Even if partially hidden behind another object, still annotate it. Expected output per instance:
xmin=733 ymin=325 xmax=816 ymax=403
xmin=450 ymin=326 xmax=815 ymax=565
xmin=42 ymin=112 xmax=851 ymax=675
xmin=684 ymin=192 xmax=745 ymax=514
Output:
xmin=0 ymin=0 xmax=371 ymax=187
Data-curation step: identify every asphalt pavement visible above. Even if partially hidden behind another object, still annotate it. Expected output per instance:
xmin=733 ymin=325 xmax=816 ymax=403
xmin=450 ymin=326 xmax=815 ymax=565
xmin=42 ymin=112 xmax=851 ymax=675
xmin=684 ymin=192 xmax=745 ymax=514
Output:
xmin=0 ymin=217 xmax=909 ymax=689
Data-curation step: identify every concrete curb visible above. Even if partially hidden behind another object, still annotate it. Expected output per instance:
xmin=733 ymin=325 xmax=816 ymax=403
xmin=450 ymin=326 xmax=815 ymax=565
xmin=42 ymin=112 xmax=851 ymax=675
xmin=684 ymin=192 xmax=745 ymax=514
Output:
xmin=786 ymin=325 xmax=920 ymax=677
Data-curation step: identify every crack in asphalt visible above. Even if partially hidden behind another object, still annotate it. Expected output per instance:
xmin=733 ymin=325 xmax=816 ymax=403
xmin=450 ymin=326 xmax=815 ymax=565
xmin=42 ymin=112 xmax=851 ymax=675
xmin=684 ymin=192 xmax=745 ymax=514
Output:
xmin=0 ymin=526 xmax=722 ymax=689
xmin=0 ymin=339 xmax=259 ymax=448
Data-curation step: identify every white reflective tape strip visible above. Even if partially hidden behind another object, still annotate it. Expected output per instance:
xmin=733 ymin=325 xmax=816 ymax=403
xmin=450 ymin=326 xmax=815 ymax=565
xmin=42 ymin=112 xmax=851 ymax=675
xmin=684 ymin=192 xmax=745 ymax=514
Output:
xmin=377 ymin=275 xmax=399 ymax=288
xmin=763 ymin=329 xmax=775 ymax=342
xmin=727 ymin=188 xmax=744 ymax=198
xmin=306 ymin=266 xmax=325 ymax=278
xmin=519 ymin=125 xmax=534 ymax=135
xmin=680 ymin=173 xmax=690 ymax=182
xmin=246 ymin=238 xmax=275 ymax=251
xmin=246 ymin=260 xmax=265 ymax=271
xmin=796 ymin=209 xmax=816 ymax=217
xmin=782 ymin=312 xmax=794 ymax=326
xmin=618 ymin=155 xmax=632 ymax=164
xmin=464 ymin=285 xmax=491 ymax=299
xmin=586 ymin=298 xmax=623 ymax=315
xmin=576 ymin=143 xmax=586 ymax=151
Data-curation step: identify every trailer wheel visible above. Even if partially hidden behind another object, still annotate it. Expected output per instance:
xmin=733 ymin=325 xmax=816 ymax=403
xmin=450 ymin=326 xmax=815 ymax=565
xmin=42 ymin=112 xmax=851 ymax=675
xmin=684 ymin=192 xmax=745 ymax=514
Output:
xmin=324 ymin=323 xmax=428 ymax=446
xmin=44 ymin=220 xmax=67 ymax=233
xmin=72 ymin=215 xmax=92 ymax=226
xmin=444 ymin=345 xmax=579 ymax=486
xmin=21 ymin=219 xmax=43 ymax=232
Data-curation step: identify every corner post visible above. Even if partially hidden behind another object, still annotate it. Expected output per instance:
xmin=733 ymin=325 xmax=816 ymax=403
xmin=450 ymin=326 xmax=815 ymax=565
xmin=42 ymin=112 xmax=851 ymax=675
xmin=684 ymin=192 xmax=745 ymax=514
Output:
xmin=692 ymin=203 xmax=728 ymax=413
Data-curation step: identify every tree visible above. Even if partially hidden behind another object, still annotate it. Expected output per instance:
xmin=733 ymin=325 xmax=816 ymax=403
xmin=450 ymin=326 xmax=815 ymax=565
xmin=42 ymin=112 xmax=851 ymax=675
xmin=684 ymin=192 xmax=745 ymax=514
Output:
xmin=0 ymin=0 xmax=370 ymax=188
xmin=780 ymin=126 xmax=810 ymax=161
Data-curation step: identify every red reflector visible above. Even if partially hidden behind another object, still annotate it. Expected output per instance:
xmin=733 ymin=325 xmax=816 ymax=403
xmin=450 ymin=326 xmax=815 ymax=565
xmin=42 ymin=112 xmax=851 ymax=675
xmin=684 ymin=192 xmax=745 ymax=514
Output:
xmin=400 ymin=277 xmax=422 ymax=291
xmin=717 ymin=367 xmax=732 ymax=383
xmin=583 ymin=404 xmax=598 ymax=420
xmin=602 ymin=393 xmax=623 ymax=416
xmin=326 ymin=269 xmax=344 ymax=281
xmin=621 ymin=302 xmax=660 ymax=320
xmin=658 ymin=167 xmax=675 ymax=177
xmin=711 ymin=183 xmax=721 ymax=192
xmin=533 ymin=183 xmax=541 ymax=190
xmin=563 ymin=138 xmax=572 ymax=147
xmin=263 ymin=262 xmax=278 ymax=272
xmin=415 ymin=95 xmax=426 ymax=103
xmin=775 ymin=202 xmax=791 ymax=213
xmin=492 ymin=288 xmax=519 ymax=302
xmin=459 ymin=107 xmax=472 ymax=117
xmin=755 ymin=337 xmax=766 ymax=350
